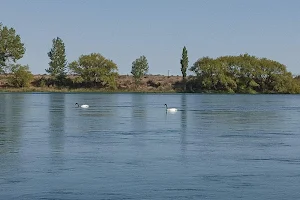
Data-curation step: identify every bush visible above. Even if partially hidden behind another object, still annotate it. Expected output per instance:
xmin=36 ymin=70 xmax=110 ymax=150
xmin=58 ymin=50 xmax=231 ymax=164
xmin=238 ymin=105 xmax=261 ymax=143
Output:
xmin=8 ymin=64 xmax=33 ymax=87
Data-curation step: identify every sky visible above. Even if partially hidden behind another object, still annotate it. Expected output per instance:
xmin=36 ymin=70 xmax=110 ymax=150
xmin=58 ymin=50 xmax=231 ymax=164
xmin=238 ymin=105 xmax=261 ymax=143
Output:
xmin=1 ymin=0 xmax=300 ymax=76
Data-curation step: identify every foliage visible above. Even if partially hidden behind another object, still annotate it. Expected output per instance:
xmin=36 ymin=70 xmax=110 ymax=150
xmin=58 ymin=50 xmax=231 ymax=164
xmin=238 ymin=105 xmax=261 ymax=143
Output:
xmin=45 ymin=37 xmax=67 ymax=85
xmin=180 ymin=46 xmax=188 ymax=79
xmin=131 ymin=55 xmax=149 ymax=84
xmin=68 ymin=53 xmax=118 ymax=88
xmin=189 ymin=54 xmax=300 ymax=94
xmin=8 ymin=64 xmax=33 ymax=87
xmin=0 ymin=23 xmax=25 ymax=73
xmin=36 ymin=76 xmax=47 ymax=87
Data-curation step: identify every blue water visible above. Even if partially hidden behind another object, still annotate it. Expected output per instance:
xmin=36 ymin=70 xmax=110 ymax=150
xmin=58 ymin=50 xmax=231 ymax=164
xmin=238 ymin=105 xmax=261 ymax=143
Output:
xmin=1 ymin=93 xmax=300 ymax=199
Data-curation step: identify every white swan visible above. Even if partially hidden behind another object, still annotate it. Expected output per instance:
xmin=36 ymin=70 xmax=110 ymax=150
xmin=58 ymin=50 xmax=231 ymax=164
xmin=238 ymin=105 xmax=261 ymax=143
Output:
xmin=75 ymin=103 xmax=89 ymax=108
xmin=164 ymin=104 xmax=177 ymax=112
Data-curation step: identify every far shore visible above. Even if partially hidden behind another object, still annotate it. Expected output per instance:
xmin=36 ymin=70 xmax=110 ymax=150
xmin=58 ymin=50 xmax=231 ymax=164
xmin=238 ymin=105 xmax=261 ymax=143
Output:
xmin=1 ymin=74 xmax=300 ymax=94
xmin=0 ymin=74 xmax=186 ymax=93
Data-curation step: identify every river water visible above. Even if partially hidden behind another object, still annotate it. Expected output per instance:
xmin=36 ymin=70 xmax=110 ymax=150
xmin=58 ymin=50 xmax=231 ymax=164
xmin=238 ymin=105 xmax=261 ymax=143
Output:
xmin=0 ymin=93 xmax=300 ymax=199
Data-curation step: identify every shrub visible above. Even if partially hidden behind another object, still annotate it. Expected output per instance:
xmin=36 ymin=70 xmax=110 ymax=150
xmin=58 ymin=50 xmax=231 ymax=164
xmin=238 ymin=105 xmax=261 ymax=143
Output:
xmin=8 ymin=64 xmax=33 ymax=87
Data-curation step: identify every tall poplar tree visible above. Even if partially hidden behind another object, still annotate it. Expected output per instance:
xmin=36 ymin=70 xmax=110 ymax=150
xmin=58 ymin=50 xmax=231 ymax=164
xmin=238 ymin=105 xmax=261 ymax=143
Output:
xmin=180 ymin=46 xmax=188 ymax=80
xmin=180 ymin=46 xmax=189 ymax=91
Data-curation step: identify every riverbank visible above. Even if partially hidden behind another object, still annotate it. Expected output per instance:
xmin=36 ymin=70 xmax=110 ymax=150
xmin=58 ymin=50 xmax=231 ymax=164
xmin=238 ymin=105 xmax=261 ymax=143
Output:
xmin=2 ymin=74 xmax=300 ymax=94
xmin=0 ymin=74 xmax=184 ymax=93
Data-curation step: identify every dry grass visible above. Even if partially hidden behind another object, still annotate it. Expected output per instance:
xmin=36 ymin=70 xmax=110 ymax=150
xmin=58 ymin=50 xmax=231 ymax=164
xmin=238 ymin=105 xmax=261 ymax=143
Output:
xmin=0 ymin=74 xmax=185 ymax=93
xmin=117 ymin=75 xmax=183 ymax=92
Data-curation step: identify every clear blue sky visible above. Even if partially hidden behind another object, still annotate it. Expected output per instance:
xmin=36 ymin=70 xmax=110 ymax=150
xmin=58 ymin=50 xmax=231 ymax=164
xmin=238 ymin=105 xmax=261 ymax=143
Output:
xmin=1 ymin=0 xmax=300 ymax=75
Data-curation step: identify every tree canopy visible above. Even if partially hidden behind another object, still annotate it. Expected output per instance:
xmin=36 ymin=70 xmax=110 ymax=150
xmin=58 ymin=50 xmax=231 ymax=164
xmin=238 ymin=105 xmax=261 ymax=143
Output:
xmin=189 ymin=54 xmax=300 ymax=94
xmin=180 ymin=46 xmax=188 ymax=79
xmin=131 ymin=55 xmax=149 ymax=84
xmin=46 ymin=37 xmax=67 ymax=79
xmin=8 ymin=64 xmax=33 ymax=87
xmin=68 ymin=53 xmax=118 ymax=88
xmin=0 ymin=23 xmax=25 ymax=73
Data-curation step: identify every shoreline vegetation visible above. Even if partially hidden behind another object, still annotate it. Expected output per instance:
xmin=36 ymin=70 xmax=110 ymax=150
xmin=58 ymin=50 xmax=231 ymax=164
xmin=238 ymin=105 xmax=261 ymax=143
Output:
xmin=1 ymin=73 xmax=300 ymax=94
xmin=0 ymin=74 xmax=185 ymax=93
xmin=2 ymin=22 xmax=300 ymax=94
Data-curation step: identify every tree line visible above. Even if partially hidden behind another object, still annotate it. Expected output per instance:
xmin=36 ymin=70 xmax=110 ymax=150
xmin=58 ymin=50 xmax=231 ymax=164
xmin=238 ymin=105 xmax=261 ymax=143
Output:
xmin=1 ymin=22 xmax=300 ymax=93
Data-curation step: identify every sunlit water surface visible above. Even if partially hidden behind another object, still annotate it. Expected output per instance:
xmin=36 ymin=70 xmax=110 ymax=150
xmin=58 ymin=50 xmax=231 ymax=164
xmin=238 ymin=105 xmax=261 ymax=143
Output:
xmin=1 ymin=93 xmax=300 ymax=199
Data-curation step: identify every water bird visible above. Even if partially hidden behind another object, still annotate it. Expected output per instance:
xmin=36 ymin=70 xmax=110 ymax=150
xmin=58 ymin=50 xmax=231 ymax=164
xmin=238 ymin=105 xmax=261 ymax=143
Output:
xmin=75 ymin=103 xmax=89 ymax=108
xmin=164 ymin=104 xmax=177 ymax=112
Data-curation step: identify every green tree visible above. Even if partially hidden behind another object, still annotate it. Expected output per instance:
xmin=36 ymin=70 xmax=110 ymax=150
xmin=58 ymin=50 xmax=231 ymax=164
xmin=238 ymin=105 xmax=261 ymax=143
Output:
xmin=180 ymin=46 xmax=188 ymax=79
xmin=8 ymin=64 xmax=33 ymax=87
xmin=190 ymin=54 xmax=299 ymax=94
xmin=45 ymin=37 xmax=67 ymax=85
xmin=131 ymin=55 xmax=149 ymax=84
xmin=191 ymin=57 xmax=236 ymax=92
xmin=68 ymin=53 xmax=118 ymax=88
xmin=0 ymin=23 xmax=25 ymax=74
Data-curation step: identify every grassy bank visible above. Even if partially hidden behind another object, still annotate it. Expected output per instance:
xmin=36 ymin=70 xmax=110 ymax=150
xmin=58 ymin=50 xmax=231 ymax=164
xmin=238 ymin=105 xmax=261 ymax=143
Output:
xmin=0 ymin=74 xmax=184 ymax=93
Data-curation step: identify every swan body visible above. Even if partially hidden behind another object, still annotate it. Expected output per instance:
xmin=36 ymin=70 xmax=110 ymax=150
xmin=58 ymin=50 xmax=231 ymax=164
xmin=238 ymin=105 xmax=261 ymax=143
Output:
xmin=164 ymin=104 xmax=177 ymax=112
xmin=75 ymin=103 xmax=89 ymax=108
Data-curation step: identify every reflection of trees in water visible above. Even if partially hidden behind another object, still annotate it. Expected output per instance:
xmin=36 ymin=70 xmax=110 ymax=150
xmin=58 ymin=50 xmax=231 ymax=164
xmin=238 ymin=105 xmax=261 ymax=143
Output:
xmin=189 ymin=95 xmax=287 ymax=151
xmin=0 ymin=94 xmax=24 ymax=176
xmin=131 ymin=94 xmax=147 ymax=133
xmin=191 ymin=95 xmax=288 ymax=130
xmin=129 ymin=94 xmax=147 ymax=150
xmin=0 ymin=94 xmax=24 ymax=155
xmin=194 ymin=109 xmax=281 ymax=131
xmin=48 ymin=93 xmax=65 ymax=165
xmin=180 ymin=94 xmax=187 ymax=153
xmin=71 ymin=93 xmax=118 ymax=132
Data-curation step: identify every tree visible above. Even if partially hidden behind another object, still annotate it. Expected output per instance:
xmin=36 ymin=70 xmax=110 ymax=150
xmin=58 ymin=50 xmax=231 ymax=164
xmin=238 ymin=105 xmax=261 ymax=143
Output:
xmin=189 ymin=54 xmax=299 ymax=94
xmin=131 ymin=55 xmax=149 ymax=84
xmin=180 ymin=46 xmax=188 ymax=80
xmin=68 ymin=53 xmax=118 ymax=88
xmin=8 ymin=64 xmax=33 ymax=87
xmin=0 ymin=23 xmax=25 ymax=74
xmin=45 ymin=37 xmax=67 ymax=84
